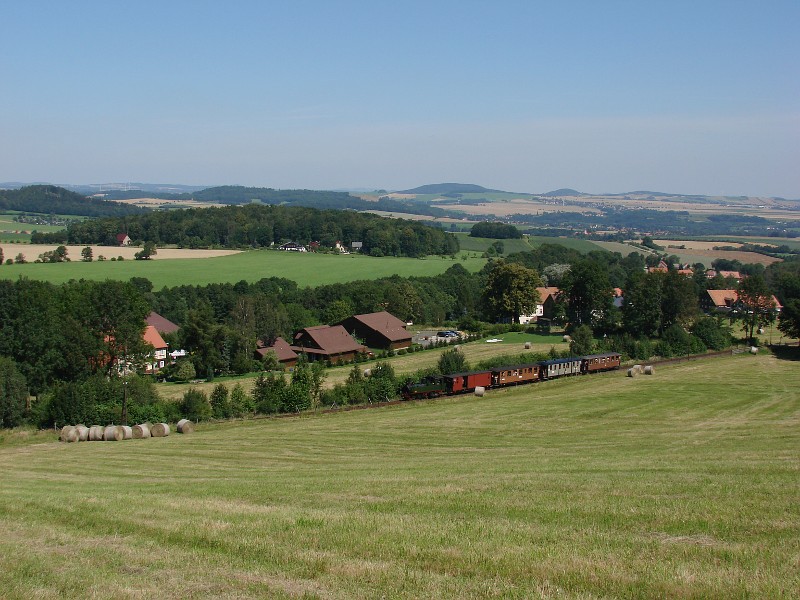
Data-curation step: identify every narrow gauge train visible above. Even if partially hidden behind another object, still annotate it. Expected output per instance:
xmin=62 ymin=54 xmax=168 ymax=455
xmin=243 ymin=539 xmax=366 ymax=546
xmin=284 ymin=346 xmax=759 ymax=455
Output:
xmin=402 ymin=352 xmax=621 ymax=400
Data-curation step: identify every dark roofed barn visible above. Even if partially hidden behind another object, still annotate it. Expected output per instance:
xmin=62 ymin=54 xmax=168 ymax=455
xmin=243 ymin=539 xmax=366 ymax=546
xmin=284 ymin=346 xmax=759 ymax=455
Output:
xmin=337 ymin=311 xmax=412 ymax=351
xmin=255 ymin=337 xmax=299 ymax=369
xmin=292 ymin=325 xmax=366 ymax=364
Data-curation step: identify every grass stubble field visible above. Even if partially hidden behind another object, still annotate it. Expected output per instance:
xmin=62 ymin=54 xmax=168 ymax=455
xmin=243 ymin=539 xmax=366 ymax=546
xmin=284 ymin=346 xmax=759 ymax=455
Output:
xmin=1 ymin=352 xmax=798 ymax=598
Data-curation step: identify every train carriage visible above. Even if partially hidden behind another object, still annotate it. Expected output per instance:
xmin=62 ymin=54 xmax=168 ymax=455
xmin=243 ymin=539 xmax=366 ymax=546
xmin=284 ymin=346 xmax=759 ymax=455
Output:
xmin=491 ymin=363 xmax=541 ymax=387
xmin=442 ymin=370 xmax=493 ymax=394
xmin=539 ymin=357 xmax=583 ymax=380
xmin=581 ymin=352 xmax=622 ymax=374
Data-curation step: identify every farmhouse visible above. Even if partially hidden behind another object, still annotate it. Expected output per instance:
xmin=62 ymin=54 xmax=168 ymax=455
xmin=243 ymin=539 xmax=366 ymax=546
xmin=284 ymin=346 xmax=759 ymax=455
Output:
xmin=292 ymin=325 xmax=366 ymax=364
xmin=255 ymin=337 xmax=299 ymax=369
xmin=535 ymin=286 xmax=561 ymax=321
xmin=115 ymin=233 xmax=131 ymax=246
xmin=278 ymin=242 xmax=307 ymax=252
xmin=337 ymin=311 xmax=412 ymax=351
xmin=142 ymin=325 xmax=168 ymax=373
xmin=702 ymin=289 xmax=782 ymax=313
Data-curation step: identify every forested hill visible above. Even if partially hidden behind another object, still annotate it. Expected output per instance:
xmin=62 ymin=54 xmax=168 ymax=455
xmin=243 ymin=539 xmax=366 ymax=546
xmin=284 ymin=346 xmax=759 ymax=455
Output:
xmin=0 ymin=185 xmax=148 ymax=217
xmin=65 ymin=203 xmax=460 ymax=257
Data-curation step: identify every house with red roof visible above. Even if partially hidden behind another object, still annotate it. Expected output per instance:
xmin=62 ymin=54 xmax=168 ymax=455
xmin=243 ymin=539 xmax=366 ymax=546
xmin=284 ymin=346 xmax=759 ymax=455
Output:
xmin=116 ymin=233 xmax=131 ymax=246
xmin=142 ymin=325 xmax=168 ymax=373
xmin=145 ymin=311 xmax=179 ymax=335
xmin=337 ymin=311 xmax=412 ymax=350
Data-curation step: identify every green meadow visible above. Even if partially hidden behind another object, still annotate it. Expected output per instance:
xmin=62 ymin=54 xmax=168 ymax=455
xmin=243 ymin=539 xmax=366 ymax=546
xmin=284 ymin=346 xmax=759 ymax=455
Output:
xmin=1 ymin=352 xmax=798 ymax=598
xmin=0 ymin=250 xmax=487 ymax=288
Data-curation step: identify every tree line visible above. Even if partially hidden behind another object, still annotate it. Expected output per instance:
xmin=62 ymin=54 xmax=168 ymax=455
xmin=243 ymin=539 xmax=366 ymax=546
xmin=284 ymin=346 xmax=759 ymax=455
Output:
xmin=56 ymin=203 xmax=459 ymax=257
xmin=0 ymin=185 xmax=147 ymax=217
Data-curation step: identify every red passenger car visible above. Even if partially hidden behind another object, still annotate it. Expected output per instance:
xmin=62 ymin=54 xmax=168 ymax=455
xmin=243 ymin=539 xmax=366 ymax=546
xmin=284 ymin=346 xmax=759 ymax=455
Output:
xmin=442 ymin=370 xmax=493 ymax=394
xmin=581 ymin=352 xmax=622 ymax=373
xmin=490 ymin=363 xmax=541 ymax=387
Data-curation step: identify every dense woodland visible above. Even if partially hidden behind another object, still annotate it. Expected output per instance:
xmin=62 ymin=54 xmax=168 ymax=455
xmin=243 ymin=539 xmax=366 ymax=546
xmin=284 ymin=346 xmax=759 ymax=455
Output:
xmin=0 ymin=185 xmax=146 ymax=217
xmin=57 ymin=204 xmax=459 ymax=256
xmin=2 ymin=240 xmax=798 ymax=430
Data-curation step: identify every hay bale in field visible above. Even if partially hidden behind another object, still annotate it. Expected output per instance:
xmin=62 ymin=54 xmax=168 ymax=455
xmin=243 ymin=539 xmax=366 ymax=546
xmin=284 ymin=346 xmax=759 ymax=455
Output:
xmin=60 ymin=425 xmax=79 ymax=443
xmin=524 ymin=342 xmax=532 ymax=349
xmin=132 ymin=424 xmax=151 ymax=439
xmin=643 ymin=365 xmax=655 ymax=375
xmin=88 ymin=425 xmax=105 ymax=441
xmin=151 ymin=422 xmax=170 ymax=437
xmin=362 ymin=368 xmax=371 ymax=377
xmin=562 ymin=335 xmax=571 ymax=343
xmin=75 ymin=424 xmax=89 ymax=441
xmin=627 ymin=368 xmax=638 ymax=377
xmin=120 ymin=426 xmax=132 ymax=440
xmin=632 ymin=364 xmax=643 ymax=374
xmin=757 ymin=328 xmax=765 ymax=335
xmin=103 ymin=425 xmax=123 ymax=442
xmin=474 ymin=386 xmax=486 ymax=397
xmin=750 ymin=346 xmax=758 ymax=355
xmin=177 ymin=419 xmax=194 ymax=434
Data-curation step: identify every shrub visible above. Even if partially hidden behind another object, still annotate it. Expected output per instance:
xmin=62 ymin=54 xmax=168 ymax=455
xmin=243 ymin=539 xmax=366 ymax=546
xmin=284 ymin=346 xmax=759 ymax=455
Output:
xmin=180 ymin=388 xmax=212 ymax=422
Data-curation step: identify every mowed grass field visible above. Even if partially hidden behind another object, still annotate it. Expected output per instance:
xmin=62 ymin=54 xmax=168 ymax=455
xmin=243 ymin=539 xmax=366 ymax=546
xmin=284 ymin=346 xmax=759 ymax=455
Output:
xmin=2 ymin=352 xmax=798 ymax=598
xmin=0 ymin=250 xmax=487 ymax=288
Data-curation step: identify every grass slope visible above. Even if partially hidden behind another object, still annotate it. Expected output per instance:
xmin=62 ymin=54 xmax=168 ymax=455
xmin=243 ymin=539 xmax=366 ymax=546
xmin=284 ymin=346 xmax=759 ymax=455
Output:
xmin=1 ymin=353 xmax=798 ymax=598
xmin=0 ymin=250 xmax=487 ymax=288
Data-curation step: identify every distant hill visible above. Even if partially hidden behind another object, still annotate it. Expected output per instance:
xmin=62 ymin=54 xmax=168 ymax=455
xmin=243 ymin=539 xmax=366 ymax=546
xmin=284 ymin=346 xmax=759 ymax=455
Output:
xmin=542 ymin=188 xmax=584 ymax=197
xmin=397 ymin=183 xmax=504 ymax=195
xmin=0 ymin=185 xmax=148 ymax=217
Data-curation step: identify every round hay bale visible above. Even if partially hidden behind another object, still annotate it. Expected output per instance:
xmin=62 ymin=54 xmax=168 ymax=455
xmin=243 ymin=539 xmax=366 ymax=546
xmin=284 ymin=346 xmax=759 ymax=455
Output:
xmin=60 ymin=425 xmax=79 ymax=443
xmin=627 ymin=368 xmax=638 ymax=377
xmin=643 ymin=365 xmax=655 ymax=375
xmin=177 ymin=419 xmax=194 ymax=434
xmin=151 ymin=423 xmax=170 ymax=438
xmin=562 ymin=335 xmax=571 ymax=343
xmin=75 ymin=424 xmax=89 ymax=441
xmin=632 ymin=364 xmax=643 ymax=374
xmin=757 ymin=327 xmax=765 ymax=335
xmin=103 ymin=425 xmax=123 ymax=441
xmin=362 ymin=368 xmax=371 ymax=377
xmin=524 ymin=342 xmax=532 ymax=349
xmin=132 ymin=424 xmax=151 ymax=439
xmin=120 ymin=425 xmax=133 ymax=440
xmin=474 ymin=386 xmax=486 ymax=397
xmin=749 ymin=346 xmax=758 ymax=355
xmin=88 ymin=425 xmax=105 ymax=441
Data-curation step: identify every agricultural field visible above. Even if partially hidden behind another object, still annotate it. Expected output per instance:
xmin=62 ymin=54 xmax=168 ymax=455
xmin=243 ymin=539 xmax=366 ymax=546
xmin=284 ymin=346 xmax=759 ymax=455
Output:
xmin=0 ymin=248 xmax=487 ymax=288
xmin=1 ymin=352 xmax=798 ymax=598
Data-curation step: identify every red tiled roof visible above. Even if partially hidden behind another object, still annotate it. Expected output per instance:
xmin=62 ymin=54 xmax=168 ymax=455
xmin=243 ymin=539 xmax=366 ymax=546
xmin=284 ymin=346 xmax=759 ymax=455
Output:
xmin=145 ymin=311 xmax=179 ymax=334
xmin=535 ymin=287 xmax=560 ymax=303
xmin=142 ymin=325 xmax=167 ymax=350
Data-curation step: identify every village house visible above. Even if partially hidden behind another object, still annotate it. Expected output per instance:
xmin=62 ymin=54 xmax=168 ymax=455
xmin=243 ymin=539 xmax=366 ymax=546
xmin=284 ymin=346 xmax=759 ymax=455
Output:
xmin=337 ymin=311 xmax=412 ymax=351
xmin=142 ymin=325 xmax=168 ymax=374
xmin=291 ymin=325 xmax=366 ymax=364
xmin=701 ymin=289 xmax=782 ymax=314
xmin=278 ymin=242 xmax=308 ymax=252
xmin=116 ymin=233 xmax=131 ymax=246
xmin=255 ymin=337 xmax=299 ymax=370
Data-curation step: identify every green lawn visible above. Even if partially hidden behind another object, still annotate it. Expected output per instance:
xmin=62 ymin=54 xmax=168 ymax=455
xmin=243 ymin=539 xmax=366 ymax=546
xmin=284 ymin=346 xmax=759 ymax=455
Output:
xmin=0 ymin=250 xmax=487 ymax=288
xmin=1 ymin=352 xmax=798 ymax=598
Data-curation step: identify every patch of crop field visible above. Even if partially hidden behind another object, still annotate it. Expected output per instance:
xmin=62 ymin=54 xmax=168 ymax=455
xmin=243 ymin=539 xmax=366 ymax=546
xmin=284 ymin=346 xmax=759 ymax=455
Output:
xmin=695 ymin=236 xmax=800 ymax=251
xmin=655 ymin=239 xmax=743 ymax=251
xmin=453 ymin=233 xmax=534 ymax=254
xmin=0 ymin=249 xmax=487 ymax=288
xmin=654 ymin=248 xmax=782 ymax=267
xmin=592 ymin=240 xmax=650 ymax=256
xmin=526 ymin=235 xmax=608 ymax=253
xmin=2 ymin=352 xmax=798 ymax=598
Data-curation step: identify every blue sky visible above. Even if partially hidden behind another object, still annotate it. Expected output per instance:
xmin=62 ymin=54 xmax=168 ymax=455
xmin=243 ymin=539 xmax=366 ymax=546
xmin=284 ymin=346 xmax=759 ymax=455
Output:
xmin=1 ymin=1 xmax=798 ymax=196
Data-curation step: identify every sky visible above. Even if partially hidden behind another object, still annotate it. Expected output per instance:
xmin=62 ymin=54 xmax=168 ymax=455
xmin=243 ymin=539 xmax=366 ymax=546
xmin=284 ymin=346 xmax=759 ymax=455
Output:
xmin=1 ymin=1 xmax=798 ymax=197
